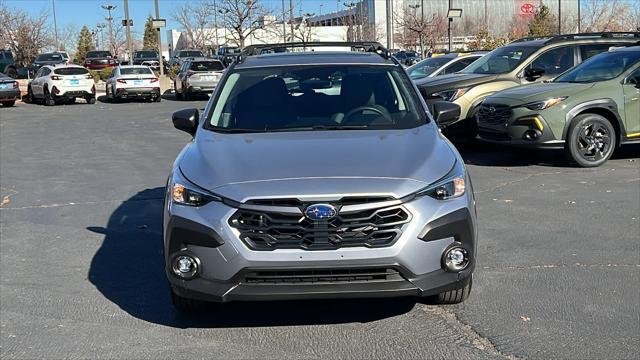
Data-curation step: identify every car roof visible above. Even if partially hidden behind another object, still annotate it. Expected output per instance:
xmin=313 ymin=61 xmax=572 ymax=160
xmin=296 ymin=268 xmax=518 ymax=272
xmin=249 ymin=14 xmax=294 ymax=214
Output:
xmin=43 ymin=64 xmax=85 ymax=69
xmin=118 ymin=65 xmax=153 ymax=68
xmin=235 ymin=51 xmax=394 ymax=69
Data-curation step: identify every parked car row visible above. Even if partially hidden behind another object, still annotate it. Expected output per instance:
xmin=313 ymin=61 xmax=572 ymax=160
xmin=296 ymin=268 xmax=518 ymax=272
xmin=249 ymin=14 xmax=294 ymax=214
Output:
xmin=413 ymin=32 xmax=640 ymax=167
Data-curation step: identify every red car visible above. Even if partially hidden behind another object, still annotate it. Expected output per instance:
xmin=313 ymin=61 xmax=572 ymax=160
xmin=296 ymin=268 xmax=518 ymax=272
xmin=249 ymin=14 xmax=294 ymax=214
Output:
xmin=83 ymin=50 xmax=118 ymax=70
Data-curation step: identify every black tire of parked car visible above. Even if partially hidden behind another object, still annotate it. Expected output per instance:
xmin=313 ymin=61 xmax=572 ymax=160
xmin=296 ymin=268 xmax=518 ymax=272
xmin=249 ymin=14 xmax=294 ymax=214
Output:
xmin=66 ymin=97 xmax=76 ymax=105
xmin=2 ymin=100 xmax=15 ymax=107
xmin=24 ymin=85 xmax=33 ymax=104
xmin=86 ymin=96 xmax=96 ymax=104
xmin=171 ymin=289 xmax=207 ymax=313
xmin=428 ymin=275 xmax=472 ymax=305
xmin=182 ymin=88 xmax=191 ymax=101
xmin=43 ymin=87 xmax=56 ymax=106
xmin=154 ymin=94 xmax=161 ymax=102
xmin=174 ymin=81 xmax=182 ymax=100
xmin=565 ymin=113 xmax=616 ymax=168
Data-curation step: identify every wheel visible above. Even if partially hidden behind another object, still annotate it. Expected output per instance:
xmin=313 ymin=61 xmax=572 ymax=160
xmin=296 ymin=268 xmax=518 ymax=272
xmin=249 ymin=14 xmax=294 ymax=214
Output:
xmin=182 ymin=88 xmax=190 ymax=101
xmin=106 ymin=85 xmax=112 ymax=102
xmin=24 ymin=86 xmax=33 ymax=103
xmin=44 ymin=87 xmax=56 ymax=106
xmin=67 ymin=97 xmax=76 ymax=105
xmin=174 ymin=82 xmax=182 ymax=100
xmin=155 ymin=95 xmax=162 ymax=102
xmin=429 ymin=275 xmax=472 ymax=305
xmin=86 ymin=96 xmax=96 ymax=104
xmin=2 ymin=100 xmax=15 ymax=107
xmin=171 ymin=289 xmax=207 ymax=313
xmin=565 ymin=113 xmax=616 ymax=167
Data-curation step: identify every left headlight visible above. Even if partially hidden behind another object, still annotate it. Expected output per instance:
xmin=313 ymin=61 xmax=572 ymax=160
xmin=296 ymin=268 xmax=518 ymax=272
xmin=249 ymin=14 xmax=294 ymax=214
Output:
xmin=413 ymin=160 xmax=466 ymax=200
xmin=522 ymin=97 xmax=567 ymax=111
xmin=170 ymin=170 xmax=222 ymax=207
xmin=432 ymin=87 xmax=470 ymax=102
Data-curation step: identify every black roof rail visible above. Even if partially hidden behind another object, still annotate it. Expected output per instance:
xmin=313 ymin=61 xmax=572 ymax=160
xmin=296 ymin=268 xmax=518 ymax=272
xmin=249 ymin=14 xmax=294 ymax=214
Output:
xmin=236 ymin=42 xmax=392 ymax=64
xmin=510 ymin=32 xmax=640 ymax=45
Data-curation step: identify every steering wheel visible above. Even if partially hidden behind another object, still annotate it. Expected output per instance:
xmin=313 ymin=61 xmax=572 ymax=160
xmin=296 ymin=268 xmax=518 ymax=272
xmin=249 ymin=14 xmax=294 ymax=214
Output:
xmin=343 ymin=106 xmax=392 ymax=124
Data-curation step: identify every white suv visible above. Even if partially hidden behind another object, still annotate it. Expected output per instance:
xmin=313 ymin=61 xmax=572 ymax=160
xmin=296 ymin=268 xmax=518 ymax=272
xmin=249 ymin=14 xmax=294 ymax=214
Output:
xmin=26 ymin=65 xmax=96 ymax=105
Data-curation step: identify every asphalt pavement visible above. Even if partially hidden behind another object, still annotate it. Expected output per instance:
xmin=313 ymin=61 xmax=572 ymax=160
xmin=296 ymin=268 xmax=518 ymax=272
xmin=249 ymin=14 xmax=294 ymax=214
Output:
xmin=1 ymin=96 xmax=638 ymax=359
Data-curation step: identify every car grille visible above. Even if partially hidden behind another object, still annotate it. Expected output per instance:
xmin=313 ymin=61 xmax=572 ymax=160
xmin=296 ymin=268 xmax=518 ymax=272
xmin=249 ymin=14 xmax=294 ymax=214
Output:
xmin=478 ymin=129 xmax=511 ymax=141
xmin=229 ymin=200 xmax=411 ymax=251
xmin=477 ymin=103 xmax=513 ymax=126
xmin=244 ymin=267 xmax=403 ymax=284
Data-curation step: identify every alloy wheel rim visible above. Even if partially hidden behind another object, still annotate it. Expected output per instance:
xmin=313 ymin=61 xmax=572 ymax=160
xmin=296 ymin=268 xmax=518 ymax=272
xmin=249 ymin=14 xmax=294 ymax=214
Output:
xmin=577 ymin=121 xmax=611 ymax=162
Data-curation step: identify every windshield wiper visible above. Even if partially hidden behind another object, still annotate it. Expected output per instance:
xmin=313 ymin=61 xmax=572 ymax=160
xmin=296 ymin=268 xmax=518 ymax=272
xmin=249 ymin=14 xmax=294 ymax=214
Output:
xmin=208 ymin=127 xmax=264 ymax=133
xmin=271 ymin=124 xmax=371 ymax=132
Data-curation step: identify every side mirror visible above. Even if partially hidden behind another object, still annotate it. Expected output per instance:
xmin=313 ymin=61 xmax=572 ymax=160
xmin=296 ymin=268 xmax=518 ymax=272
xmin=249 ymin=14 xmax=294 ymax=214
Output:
xmin=432 ymin=101 xmax=461 ymax=128
xmin=172 ymin=108 xmax=199 ymax=136
xmin=524 ymin=67 xmax=545 ymax=81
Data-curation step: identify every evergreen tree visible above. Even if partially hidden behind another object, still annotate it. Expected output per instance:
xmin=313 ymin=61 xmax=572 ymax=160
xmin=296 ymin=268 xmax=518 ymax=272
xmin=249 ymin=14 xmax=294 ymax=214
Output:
xmin=76 ymin=26 xmax=95 ymax=64
xmin=528 ymin=4 xmax=557 ymax=37
xmin=143 ymin=15 xmax=158 ymax=50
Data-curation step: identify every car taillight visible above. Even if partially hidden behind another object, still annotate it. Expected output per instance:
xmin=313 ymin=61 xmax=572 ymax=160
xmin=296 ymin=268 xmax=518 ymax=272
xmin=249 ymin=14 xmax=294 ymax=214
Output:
xmin=150 ymin=78 xmax=159 ymax=83
xmin=51 ymin=75 xmax=62 ymax=80
xmin=85 ymin=75 xmax=93 ymax=79
xmin=116 ymin=79 xmax=127 ymax=84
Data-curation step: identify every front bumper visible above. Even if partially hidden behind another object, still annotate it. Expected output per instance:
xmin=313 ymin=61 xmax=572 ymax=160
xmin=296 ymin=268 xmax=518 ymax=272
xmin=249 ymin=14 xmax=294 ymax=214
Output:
xmin=164 ymin=186 xmax=477 ymax=302
xmin=478 ymin=113 xmax=565 ymax=149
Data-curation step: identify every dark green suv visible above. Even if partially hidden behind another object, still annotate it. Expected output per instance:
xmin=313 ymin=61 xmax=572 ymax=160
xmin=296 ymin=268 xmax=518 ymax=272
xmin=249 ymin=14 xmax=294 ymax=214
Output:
xmin=478 ymin=46 xmax=640 ymax=167
xmin=1 ymin=49 xmax=17 ymax=78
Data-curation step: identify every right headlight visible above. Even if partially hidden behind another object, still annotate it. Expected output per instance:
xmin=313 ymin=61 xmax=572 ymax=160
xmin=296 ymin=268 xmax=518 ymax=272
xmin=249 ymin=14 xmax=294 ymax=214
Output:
xmin=432 ymin=87 xmax=471 ymax=102
xmin=170 ymin=169 xmax=222 ymax=207
xmin=413 ymin=160 xmax=466 ymax=200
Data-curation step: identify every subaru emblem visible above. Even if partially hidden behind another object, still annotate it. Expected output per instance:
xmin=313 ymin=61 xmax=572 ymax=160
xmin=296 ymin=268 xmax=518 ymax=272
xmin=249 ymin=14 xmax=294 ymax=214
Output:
xmin=305 ymin=204 xmax=337 ymax=221
xmin=488 ymin=107 xmax=496 ymax=114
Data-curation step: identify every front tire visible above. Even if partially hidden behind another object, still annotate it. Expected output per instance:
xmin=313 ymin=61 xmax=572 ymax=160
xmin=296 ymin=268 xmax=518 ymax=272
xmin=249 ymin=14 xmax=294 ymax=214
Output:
xmin=429 ymin=276 xmax=472 ymax=305
xmin=565 ymin=114 xmax=616 ymax=167
xmin=171 ymin=289 xmax=207 ymax=313
xmin=24 ymin=86 xmax=34 ymax=103
xmin=86 ymin=96 xmax=96 ymax=104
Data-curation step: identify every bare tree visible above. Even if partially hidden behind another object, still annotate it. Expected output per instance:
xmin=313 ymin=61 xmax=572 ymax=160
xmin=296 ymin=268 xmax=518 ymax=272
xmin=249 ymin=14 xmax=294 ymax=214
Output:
xmin=59 ymin=23 xmax=79 ymax=54
xmin=172 ymin=2 xmax=216 ymax=49
xmin=218 ymin=0 xmax=274 ymax=48
xmin=395 ymin=8 xmax=446 ymax=54
xmin=581 ymin=0 xmax=636 ymax=32
xmin=0 ymin=1 xmax=51 ymax=67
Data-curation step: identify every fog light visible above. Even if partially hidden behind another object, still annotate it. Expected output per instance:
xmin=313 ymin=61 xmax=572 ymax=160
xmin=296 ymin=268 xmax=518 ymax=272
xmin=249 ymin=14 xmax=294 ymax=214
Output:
xmin=171 ymin=255 xmax=199 ymax=279
xmin=443 ymin=247 xmax=469 ymax=272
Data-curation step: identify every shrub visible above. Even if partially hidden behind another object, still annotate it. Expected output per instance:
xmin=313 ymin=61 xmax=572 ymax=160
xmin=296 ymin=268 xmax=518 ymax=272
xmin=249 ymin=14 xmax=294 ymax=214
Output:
xmin=166 ymin=65 xmax=180 ymax=80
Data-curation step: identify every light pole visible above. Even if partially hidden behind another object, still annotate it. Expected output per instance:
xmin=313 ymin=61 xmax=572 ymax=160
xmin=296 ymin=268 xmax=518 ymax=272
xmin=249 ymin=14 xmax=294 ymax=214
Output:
xmin=447 ymin=7 xmax=462 ymax=52
xmin=282 ymin=0 xmax=287 ymax=42
xmin=385 ymin=0 xmax=392 ymax=50
xmin=52 ymin=0 xmax=59 ymax=50
xmin=408 ymin=3 xmax=423 ymax=55
xmin=96 ymin=23 xmax=107 ymax=49
xmin=218 ymin=9 xmax=229 ymax=45
xmin=213 ymin=0 xmax=219 ymax=49
xmin=558 ymin=0 xmax=562 ymax=34
xmin=123 ymin=0 xmax=133 ymax=61
xmin=290 ymin=0 xmax=295 ymax=42
xmin=101 ymin=4 xmax=117 ymax=54
xmin=577 ymin=0 xmax=581 ymax=33
xmin=154 ymin=0 xmax=164 ymax=76
xmin=344 ymin=2 xmax=357 ymax=41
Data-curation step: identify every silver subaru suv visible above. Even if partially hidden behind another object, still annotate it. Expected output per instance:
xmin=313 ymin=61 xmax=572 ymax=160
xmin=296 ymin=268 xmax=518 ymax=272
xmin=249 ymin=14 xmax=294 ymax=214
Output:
xmin=164 ymin=43 xmax=477 ymax=311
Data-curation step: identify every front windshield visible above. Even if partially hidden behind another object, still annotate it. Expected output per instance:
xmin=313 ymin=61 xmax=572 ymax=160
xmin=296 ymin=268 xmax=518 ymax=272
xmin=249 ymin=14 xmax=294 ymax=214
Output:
xmin=37 ymin=53 xmax=63 ymax=61
xmin=135 ymin=51 xmax=158 ymax=58
xmin=180 ymin=51 xmax=204 ymax=57
xmin=555 ymin=50 xmax=640 ymax=83
xmin=224 ymin=48 xmax=241 ymax=55
xmin=407 ymin=56 xmax=454 ymax=79
xmin=206 ymin=65 xmax=427 ymax=133
xmin=462 ymin=45 xmax=539 ymax=74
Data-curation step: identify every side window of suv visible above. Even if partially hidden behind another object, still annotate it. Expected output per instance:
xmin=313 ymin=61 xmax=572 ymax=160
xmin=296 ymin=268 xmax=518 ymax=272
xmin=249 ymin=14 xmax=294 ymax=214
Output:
xmin=580 ymin=44 xmax=617 ymax=61
xmin=442 ymin=57 xmax=477 ymax=74
xmin=627 ymin=68 xmax=640 ymax=84
xmin=528 ymin=46 xmax=575 ymax=76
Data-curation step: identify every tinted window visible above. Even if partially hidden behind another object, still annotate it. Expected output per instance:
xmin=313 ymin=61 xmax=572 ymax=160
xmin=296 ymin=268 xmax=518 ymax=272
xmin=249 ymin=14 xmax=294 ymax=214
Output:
xmin=120 ymin=67 xmax=154 ymax=75
xmin=628 ymin=68 xmax=640 ymax=84
xmin=442 ymin=57 xmax=478 ymax=74
xmin=407 ymin=56 xmax=453 ymax=79
xmin=207 ymin=65 xmax=426 ymax=132
xmin=556 ymin=51 xmax=640 ymax=83
xmin=528 ymin=46 xmax=575 ymax=76
xmin=135 ymin=51 xmax=158 ymax=58
xmin=179 ymin=50 xmax=204 ymax=57
xmin=54 ymin=67 xmax=89 ymax=75
xmin=37 ymin=53 xmax=63 ymax=61
xmin=190 ymin=61 xmax=224 ymax=71
xmin=5 ymin=52 xmax=13 ymax=60
xmin=86 ymin=51 xmax=112 ymax=58
xmin=580 ymin=44 xmax=616 ymax=61
xmin=462 ymin=46 xmax=540 ymax=74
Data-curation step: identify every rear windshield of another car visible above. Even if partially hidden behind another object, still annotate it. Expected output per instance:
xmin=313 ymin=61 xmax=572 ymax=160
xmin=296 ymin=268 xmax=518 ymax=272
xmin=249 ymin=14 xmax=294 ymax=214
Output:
xmin=407 ymin=55 xmax=455 ymax=79
xmin=179 ymin=51 xmax=204 ymax=57
xmin=190 ymin=61 xmax=224 ymax=71
xmin=86 ymin=51 xmax=112 ymax=58
xmin=54 ymin=68 xmax=89 ymax=75
xmin=37 ymin=53 xmax=63 ymax=61
xmin=135 ymin=51 xmax=158 ymax=58
xmin=121 ymin=67 xmax=154 ymax=75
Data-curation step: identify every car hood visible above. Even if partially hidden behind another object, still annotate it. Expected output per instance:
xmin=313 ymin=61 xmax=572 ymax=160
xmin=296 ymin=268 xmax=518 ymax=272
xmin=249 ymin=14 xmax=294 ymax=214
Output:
xmin=179 ymin=126 xmax=456 ymax=202
xmin=486 ymin=82 xmax=594 ymax=105
xmin=414 ymin=73 xmax=499 ymax=92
